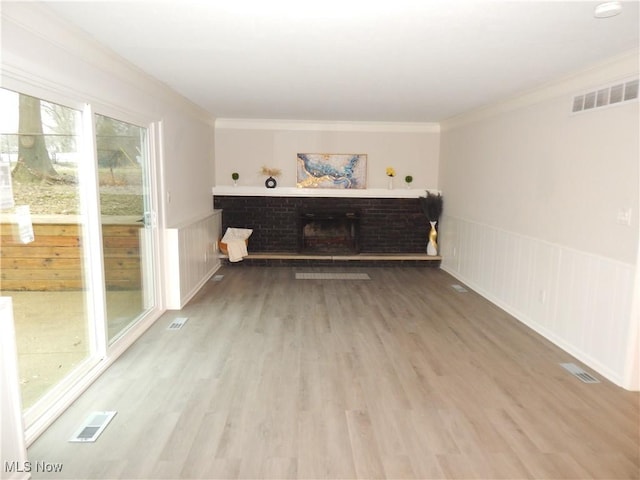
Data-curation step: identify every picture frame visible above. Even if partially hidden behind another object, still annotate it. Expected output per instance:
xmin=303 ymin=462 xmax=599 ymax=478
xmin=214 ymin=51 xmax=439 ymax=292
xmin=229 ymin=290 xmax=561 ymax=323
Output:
xmin=296 ymin=153 xmax=367 ymax=189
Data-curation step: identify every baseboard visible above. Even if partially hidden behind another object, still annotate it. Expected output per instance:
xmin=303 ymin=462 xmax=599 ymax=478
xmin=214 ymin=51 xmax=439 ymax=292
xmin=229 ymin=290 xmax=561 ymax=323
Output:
xmin=175 ymin=262 xmax=222 ymax=309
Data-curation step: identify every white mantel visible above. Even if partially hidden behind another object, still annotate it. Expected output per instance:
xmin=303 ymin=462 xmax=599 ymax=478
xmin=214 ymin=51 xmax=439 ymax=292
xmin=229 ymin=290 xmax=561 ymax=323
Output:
xmin=212 ymin=186 xmax=439 ymax=198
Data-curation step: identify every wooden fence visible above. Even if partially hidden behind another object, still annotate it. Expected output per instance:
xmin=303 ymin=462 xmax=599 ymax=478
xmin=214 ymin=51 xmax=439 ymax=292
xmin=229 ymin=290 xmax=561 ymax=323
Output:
xmin=0 ymin=218 xmax=142 ymax=291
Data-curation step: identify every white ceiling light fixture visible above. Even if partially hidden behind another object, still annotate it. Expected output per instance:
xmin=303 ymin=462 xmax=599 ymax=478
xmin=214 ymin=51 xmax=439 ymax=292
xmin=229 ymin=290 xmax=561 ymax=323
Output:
xmin=594 ymin=1 xmax=623 ymax=18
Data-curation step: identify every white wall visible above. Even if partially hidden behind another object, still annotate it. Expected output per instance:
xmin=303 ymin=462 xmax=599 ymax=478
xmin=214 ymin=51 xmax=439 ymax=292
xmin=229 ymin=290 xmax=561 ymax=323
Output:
xmin=214 ymin=119 xmax=440 ymax=190
xmin=1 ymin=3 xmax=216 ymax=228
xmin=439 ymin=51 xmax=639 ymax=389
xmin=160 ymin=116 xmax=216 ymax=227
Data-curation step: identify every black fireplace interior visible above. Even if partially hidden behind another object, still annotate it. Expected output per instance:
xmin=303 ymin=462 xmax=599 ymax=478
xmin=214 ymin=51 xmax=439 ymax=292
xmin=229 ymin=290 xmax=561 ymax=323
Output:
xmin=299 ymin=211 xmax=360 ymax=253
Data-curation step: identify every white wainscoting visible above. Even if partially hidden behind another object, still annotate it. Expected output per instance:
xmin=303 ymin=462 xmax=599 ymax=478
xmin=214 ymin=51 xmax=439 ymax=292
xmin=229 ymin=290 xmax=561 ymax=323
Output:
xmin=165 ymin=211 xmax=222 ymax=309
xmin=439 ymin=215 xmax=635 ymax=387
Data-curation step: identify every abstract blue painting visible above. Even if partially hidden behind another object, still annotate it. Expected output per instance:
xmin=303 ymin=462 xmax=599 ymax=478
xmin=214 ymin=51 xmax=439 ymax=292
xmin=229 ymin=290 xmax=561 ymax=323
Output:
xmin=296 ymin=153 xmax=367 ymax=189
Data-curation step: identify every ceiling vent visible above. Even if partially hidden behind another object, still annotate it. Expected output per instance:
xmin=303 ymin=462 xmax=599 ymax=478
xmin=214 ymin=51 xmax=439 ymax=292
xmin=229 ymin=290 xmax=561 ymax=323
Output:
xmin=572 ymin=78 xmax=638 ymax=113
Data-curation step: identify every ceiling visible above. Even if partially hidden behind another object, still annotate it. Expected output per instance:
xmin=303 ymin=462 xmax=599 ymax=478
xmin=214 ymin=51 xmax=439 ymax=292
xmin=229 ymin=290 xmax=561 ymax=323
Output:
xmin=42 ymin=0 xmax=639 ymax=123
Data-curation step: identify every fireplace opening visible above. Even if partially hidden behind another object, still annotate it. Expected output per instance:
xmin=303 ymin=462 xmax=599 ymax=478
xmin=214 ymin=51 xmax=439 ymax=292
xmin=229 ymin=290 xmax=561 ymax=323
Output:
xmin=299 ymin=211 xmax=360 ymax=254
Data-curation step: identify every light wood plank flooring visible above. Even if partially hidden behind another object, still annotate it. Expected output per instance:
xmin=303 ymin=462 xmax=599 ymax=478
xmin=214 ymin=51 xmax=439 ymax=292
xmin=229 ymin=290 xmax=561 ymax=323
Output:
xmin=28 ymin=267 xmax=639 ymax=479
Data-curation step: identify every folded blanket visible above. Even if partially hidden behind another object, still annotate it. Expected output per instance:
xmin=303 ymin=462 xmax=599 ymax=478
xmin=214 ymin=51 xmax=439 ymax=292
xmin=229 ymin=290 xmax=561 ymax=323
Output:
xmin=225 ymin=238 xmax=247 ymax=262
xmin=221 ymin=228 xmax=253 ymax=262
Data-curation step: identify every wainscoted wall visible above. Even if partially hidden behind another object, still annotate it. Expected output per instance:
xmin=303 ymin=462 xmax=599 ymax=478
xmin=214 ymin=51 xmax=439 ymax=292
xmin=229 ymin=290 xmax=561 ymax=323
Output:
xmin=440 ymin=215 xmax=635 ymax=386
xmin=213 ymin=195 xmax=430 ymax=253
xmin=438 ymin=52 xmax=639 ymax=389
xmin=165 ymin=211 xmax=222 ymax=309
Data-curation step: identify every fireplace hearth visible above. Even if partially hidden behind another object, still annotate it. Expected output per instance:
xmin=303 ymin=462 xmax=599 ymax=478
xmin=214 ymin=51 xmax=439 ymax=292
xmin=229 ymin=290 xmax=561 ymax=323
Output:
xmin=299 ymin=211 xmax=360 ymax=254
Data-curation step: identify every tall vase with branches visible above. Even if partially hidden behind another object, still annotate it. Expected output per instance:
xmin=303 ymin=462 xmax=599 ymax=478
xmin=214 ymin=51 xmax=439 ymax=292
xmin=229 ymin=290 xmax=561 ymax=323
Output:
xmin=419 ymin=192 xmax=443 ymax=256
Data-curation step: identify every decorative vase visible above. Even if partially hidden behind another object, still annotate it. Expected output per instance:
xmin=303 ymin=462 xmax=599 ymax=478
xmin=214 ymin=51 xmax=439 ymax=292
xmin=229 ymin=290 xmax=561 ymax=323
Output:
xmin=406 ymin=182 xmax=412 ymax=189
xmin=265 ymin=176 xmax=277 ymax=188
xmin=427 ymin=221 xmax=438 ymax=256
xmin=233 ymin=180 xmax=238 ymax=187
xmin=388 ymin=177 xmax=394 ymax=189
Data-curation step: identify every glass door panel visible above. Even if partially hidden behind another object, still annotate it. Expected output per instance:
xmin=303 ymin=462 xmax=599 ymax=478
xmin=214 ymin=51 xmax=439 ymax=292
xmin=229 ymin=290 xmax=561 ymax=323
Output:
xmin=95 ymin=114 xmax=155 ymax=342
xmin=0 ymin=88 xmax=92 ymax=410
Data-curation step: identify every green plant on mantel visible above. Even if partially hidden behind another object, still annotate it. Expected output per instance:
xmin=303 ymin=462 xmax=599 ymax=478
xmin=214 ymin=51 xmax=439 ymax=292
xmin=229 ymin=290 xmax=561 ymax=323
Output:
xmin=405 ymin=175 xmax=413 ymax=184
xmin=231 ymin=172 xmax=239 ymax=181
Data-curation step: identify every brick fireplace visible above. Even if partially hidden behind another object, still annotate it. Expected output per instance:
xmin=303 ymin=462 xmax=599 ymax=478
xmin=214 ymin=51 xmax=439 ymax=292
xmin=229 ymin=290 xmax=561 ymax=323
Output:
xmin=213 ymin=194 xmax=431 ymax=254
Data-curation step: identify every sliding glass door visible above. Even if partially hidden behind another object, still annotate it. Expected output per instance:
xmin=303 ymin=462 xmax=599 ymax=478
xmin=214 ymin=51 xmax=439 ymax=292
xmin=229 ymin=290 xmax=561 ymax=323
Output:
xmin=0 ymin=89 xmax=93 ymax=411
xmin=95 ymin=113 xmax=155 ymax=342
xmin=0 ymin=87 xmax=158 ymax=423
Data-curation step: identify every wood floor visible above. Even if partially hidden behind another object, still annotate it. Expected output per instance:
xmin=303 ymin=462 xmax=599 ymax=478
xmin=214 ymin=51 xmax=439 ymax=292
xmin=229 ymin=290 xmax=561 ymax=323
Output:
xmin=28 ymin=267 xmax=639 ymax=479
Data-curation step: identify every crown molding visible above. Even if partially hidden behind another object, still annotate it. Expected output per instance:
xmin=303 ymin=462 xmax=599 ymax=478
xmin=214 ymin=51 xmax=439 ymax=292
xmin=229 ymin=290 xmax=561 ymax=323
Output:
xmin=215 ymin=118 xmax=440 ymax=133
xmin=441 ymin=48 xmax=640 ymax=131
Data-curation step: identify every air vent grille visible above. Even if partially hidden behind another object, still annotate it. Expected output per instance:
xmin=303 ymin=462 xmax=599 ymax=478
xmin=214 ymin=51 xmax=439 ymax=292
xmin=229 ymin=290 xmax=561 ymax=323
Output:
xmin=69 ymin=411 xmax=117 ymax=442
xmin=572 ymin=79 xmax=639 ymax=113
xmin=560 ymin=363 xmax=600 ymax=383
xmin=167 ymin=317 xmax=188 ymax=330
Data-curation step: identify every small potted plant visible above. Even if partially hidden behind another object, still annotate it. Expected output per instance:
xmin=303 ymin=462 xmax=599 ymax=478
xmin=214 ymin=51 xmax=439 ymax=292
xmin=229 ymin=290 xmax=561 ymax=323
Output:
xmin=405 ymin=175 xmax=413 ymax=188
xmin=231 ymin=172 xmax=239 ymax=186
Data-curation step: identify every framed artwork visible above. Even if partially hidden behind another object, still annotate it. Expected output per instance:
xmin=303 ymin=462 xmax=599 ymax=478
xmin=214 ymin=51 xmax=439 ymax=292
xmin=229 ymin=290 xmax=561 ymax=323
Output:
xmin=296 ymin=153 xmax=367 ymax=189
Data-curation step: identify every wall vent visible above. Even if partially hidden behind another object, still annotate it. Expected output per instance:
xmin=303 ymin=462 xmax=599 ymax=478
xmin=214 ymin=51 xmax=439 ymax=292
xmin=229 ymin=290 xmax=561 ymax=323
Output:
xmin=572 ymin=78 xmax=639 ymax=113
xmin=451 ymin=284 xmax=468 ymax=293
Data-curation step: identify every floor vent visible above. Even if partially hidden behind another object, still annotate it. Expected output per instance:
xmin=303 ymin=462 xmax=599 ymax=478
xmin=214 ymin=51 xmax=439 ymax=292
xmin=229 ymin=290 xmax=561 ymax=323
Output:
xmin=560 ymin=363 xmax=600 ymax=383
xmin=296 ymin=272 xmax=371 ymax=280
xmin=69 ymin=411 xmax=117 ymax=442
xmin=212 ymin=274 xmax=224 ymax=282
xmin=572 ymin=78 xmax=638 ymax=113
xmin=451 ymin=284 xmax=468 ymax=292
xmin=167 ymin=317 xmax=188 ymax=330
